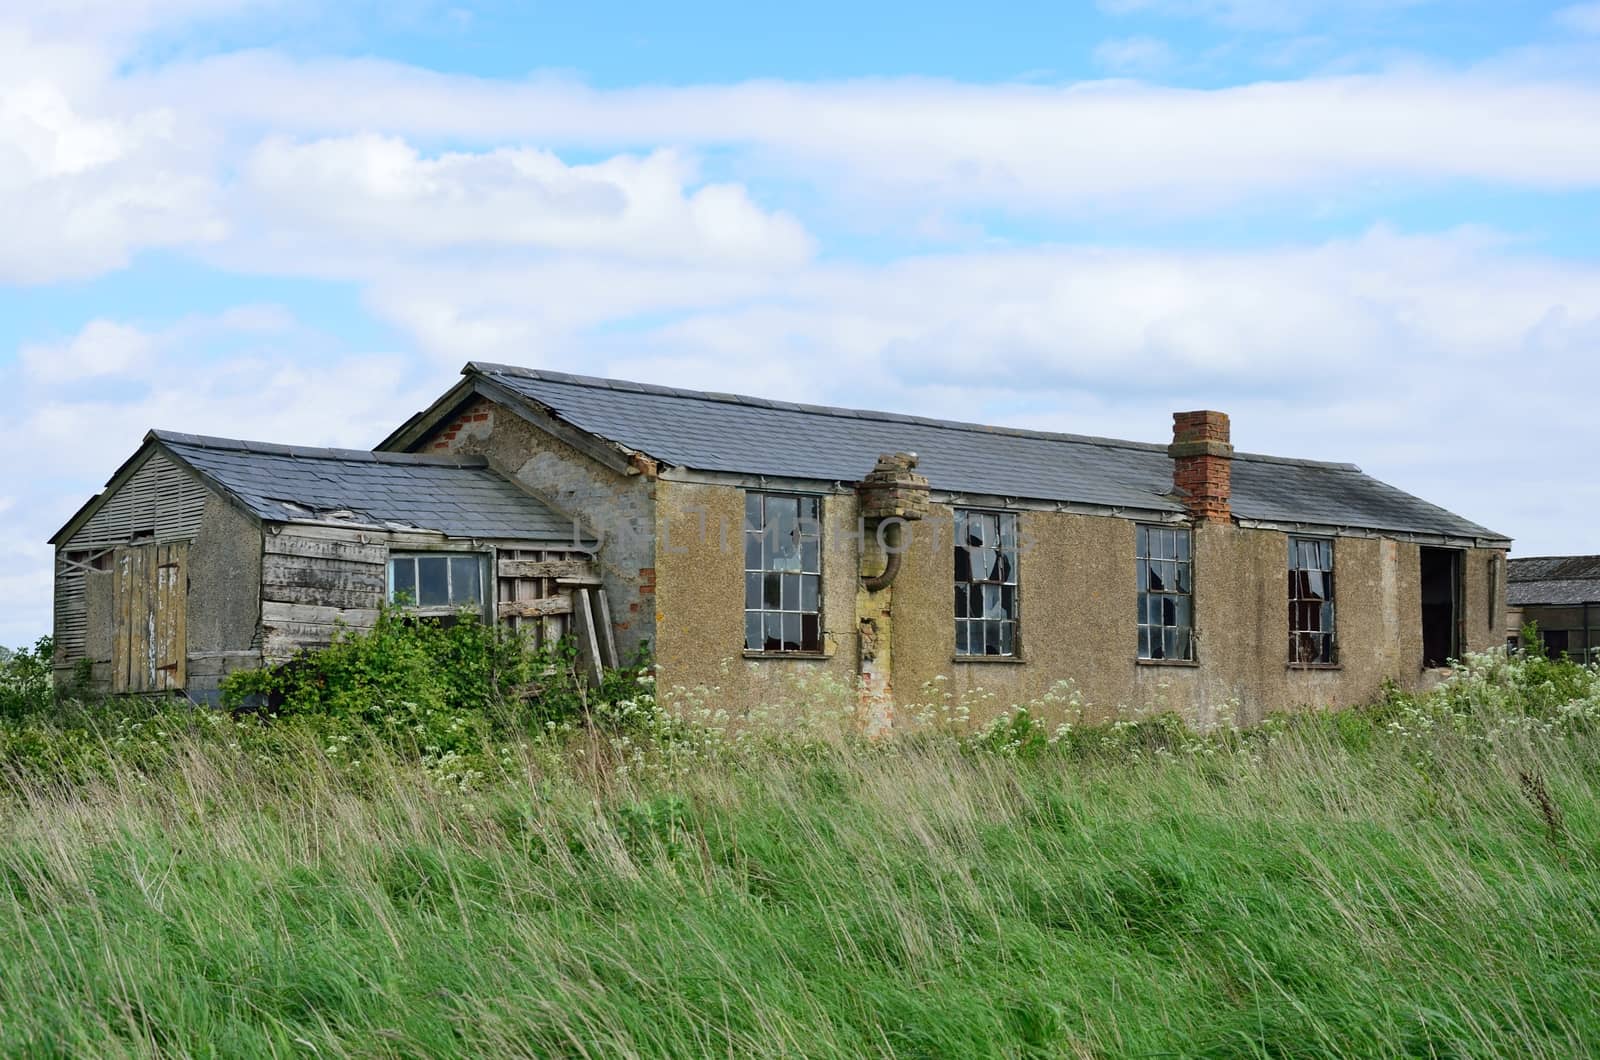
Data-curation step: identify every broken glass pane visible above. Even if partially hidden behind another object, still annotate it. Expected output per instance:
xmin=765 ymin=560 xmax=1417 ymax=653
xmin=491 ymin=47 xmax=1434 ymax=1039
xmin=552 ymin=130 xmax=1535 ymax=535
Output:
xmin=955 ymin=621 xmax=969 ymax=656
xmin=781 ymin=573 xmax=800 ymax=611
xmin=765 ymin=613 xmax=784 ymax=652
xmin=746 ymin=612 xmax=762 ymax=651
xmin=1000 ymin=621 xmax=1015 ymax=656
xmin=1000 ymin=585 xmax=1016 ymax=619
xmin=745 ymin=530 xmax=762 ymax=571
xmin=955 ymin=584 xmax=969 ymax=619
xmin=954 ymin=545 xmax=973 ymax=583
xmin=983 ymin=583 xmax=1002 ymax=619
xmin=764 ymin=573 xmax=782 ymax=610
xmin=745 ymin=493 xmax=762 ymax=533
xmin=1148 ymin=563 xmax=1165 ymax=592
xmin=801 ymin=613 xmax=820 ymax=652
xmin=801 ymin=536 xmax=820 ymax=573
xmin=782 ymin=612 xmax=802 ymax=652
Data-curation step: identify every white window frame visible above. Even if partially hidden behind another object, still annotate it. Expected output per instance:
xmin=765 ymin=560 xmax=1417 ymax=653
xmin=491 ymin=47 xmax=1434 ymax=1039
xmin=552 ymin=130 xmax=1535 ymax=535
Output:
xmin=387 ymin=551 xmax=491 ymax=619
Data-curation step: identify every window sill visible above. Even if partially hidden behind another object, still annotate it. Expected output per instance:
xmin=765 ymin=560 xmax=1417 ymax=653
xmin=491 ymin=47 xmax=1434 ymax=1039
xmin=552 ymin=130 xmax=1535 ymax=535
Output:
xmin=1136 ymin=658 xmax=1199 ymax=668
xmin=1288 ymin=662 xmax=1342 ymax=671
xmin=954 ymin=654 xmax=1025 ymax=665
xmin=743 ymin=650 xmax=832 ymax=661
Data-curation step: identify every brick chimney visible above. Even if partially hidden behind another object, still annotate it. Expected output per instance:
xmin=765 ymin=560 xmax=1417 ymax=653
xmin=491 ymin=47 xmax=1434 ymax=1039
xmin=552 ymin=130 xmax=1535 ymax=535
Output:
xmin=1169 ymin=411 xmax=1233 ymax=523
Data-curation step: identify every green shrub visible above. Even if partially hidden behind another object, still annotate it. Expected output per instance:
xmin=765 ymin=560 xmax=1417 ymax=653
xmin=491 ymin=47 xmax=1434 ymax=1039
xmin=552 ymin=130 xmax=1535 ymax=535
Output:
xmin=0 ymin=637 xmax=56 ymax=722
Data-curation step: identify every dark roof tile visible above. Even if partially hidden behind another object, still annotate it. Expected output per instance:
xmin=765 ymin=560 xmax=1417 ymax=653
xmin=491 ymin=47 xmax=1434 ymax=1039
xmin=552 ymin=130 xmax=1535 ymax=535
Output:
xmin=151 ymin=431 xmax=584 ymax=544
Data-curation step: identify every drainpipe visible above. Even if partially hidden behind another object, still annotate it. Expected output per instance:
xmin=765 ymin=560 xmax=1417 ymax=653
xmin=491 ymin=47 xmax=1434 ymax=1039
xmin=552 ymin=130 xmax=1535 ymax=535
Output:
xmin=854 ymin=453 xmax=929 ymax=736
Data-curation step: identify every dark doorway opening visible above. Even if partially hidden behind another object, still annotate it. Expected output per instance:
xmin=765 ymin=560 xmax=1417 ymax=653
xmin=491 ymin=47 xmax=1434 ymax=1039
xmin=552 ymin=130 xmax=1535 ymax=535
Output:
xmin=1420 ymin=547 xmax=1462 ymax=668
xmin=1542 ymin=629 xmax=1570 ymax=659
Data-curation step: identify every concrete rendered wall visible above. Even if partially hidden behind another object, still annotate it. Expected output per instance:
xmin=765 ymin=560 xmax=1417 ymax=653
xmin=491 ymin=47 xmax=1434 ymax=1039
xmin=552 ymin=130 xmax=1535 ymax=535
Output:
xmin=653 ymin=480 xmax=861 ymax=718
xmin=423 ymin=397 xmax=657 ymax=659
xmin=652 ymin=481 xmax=1506 ymax=731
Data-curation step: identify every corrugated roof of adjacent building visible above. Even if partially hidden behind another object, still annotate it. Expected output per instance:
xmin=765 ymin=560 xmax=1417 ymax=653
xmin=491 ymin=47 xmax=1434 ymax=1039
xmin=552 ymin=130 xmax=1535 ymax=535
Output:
xmin=1507 ymin=556 xmax=1600 ymax=606
xmin=467 ymin=364 xmax=1508 ymax=543
xmin=152 ymin=431 xmax=585 ymax=544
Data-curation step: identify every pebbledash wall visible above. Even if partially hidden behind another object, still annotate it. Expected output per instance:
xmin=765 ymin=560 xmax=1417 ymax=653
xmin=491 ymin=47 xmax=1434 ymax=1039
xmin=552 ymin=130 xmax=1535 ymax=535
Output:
xmin=406 ymin=402 xmax=1506 ymax=730
xmin=654 ymin=489 xmax=1506 ymax=729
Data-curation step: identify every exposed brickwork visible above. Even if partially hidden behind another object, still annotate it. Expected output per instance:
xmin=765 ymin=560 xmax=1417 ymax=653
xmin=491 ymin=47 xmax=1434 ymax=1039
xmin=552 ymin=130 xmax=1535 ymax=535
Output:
xmin=638 ymin=567 xmax=656 ymax=595
xmin=1169 ymin=411 xmax=1232 ymax=523
xmin=857 ymin=452 xmax=930 ymax=522
xmin=429 ymin=399 xmax=496 ymax=452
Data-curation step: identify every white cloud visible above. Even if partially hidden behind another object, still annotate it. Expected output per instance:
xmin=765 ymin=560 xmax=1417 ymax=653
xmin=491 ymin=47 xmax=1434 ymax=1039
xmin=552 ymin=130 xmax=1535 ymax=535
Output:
xmin=240 ymin=135 xmax=814 ymax=265
xmin=130 ymin=57 xmax=1600 ymax=217
xmin=20 ymin=320 xmax=155 ymax=384
xmin=1092 ymin=36 xmax=1177 ymax=76
xmin=0 ymin=27 xmax=223 ymax=282
xmin=1554 ymin=3 xmax=1600 ymax=34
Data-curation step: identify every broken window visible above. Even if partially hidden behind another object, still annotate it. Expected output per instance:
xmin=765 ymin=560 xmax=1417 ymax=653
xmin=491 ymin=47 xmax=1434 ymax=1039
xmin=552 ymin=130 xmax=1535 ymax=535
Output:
xmin=1289 ymin=536 xmax=1337 ymax=664
xmin=389 ymin=553 xmax=487 ymax=611
xmin=1137 ymin=525 xmax=1194 ymax=661
xmin=744 ymin=493 xmax=823 ymax=653
xmin=955 ymin=509 xmax=1019 ymax=657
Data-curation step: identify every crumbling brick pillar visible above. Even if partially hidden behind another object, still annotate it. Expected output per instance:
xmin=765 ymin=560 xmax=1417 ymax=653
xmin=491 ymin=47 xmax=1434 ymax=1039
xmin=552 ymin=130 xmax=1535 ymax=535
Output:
xmin=855 ymin=452 xmax=928 ymax=737
xmin=1169 ymin=411 xmax=1233 ymax=523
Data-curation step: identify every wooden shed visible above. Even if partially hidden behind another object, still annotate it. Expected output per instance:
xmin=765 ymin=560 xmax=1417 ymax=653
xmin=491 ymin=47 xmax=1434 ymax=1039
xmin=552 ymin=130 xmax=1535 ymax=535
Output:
xmin=50 ymin=431 xmax=606 ymax=701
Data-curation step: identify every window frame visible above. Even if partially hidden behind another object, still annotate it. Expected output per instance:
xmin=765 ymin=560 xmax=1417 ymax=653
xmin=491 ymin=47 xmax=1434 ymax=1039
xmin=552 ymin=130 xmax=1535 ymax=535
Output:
xmin=1136 ymin=524 xmax=1195 ymax=663
xmin=743 ymin=492 xmax=825 ymax=655
xmin=387 ymin=551 xmax=491 ymax=618
xmin=954 ymin=508 xmax=1021 ymax=659
xmin=1288 ymin=535 xmax=1338 ymax=667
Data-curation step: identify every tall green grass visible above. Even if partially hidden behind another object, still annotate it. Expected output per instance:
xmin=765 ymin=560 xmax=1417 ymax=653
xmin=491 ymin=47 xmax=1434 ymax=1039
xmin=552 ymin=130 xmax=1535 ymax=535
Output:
xmin=2 ymin=650 xmax=1598 ymax=1058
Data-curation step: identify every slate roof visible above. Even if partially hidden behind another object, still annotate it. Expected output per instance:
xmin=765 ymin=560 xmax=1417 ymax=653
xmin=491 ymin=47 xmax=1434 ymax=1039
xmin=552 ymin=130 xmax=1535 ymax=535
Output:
xmin=151 ymin=431 xmax=585 ymax=544
xmin=1507 ymin=556 xmax=1600 ymax=606
xmin=466 ymin=364 xmax=1509 ymax=543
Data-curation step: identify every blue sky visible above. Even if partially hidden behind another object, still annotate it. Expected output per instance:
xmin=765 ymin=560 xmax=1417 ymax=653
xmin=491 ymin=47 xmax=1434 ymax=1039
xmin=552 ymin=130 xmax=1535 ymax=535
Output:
xmin=3 ymin=0 xmax=1600 ymax=645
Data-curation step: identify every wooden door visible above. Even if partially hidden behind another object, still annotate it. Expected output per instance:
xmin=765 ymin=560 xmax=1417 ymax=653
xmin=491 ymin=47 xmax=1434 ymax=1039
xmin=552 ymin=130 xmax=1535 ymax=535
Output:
xmin=112 ymin=542 xmax=188 ymax=693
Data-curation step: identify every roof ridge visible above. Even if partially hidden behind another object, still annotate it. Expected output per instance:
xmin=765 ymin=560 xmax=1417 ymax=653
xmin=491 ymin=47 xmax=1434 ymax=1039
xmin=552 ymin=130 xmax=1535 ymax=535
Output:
xmin=464 ymin=363 xmax=1361 ymax=473
xmin=149 ymin=429 xmax=489 ymax=468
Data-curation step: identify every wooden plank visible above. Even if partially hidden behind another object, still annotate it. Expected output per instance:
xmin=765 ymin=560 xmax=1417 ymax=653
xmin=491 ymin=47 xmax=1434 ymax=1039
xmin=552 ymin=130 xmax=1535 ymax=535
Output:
xmin=112 ymin=548 xmax=130 ymax=694
xmin=497 ymin=597 xmax=573 ymax=619
xmin=262 ymin=554 xmax=386 ymax=587
xmin=143 ymin=545 xmax=159 ymax=692
xmin=262 ymin=533 xmax=386 ymax=565
xmin=167 ymin=543 xmax=187 ymax=690
xmin=128 ymin=546 xmax=146 ymax=693
xmin=497 ymin=558 xmax=594 ymax=580
xmin=263 ymin=584 xmax=386 ymax=610
xmin=154 ymin=544 xmax=169 ymax=691
xmin=261 ymin=601 xmax=381 ymax=627
xmin=576 ymin=589 xmax=604 ymax=684
xmin=595 ymin=588 xmax=618 ymax=668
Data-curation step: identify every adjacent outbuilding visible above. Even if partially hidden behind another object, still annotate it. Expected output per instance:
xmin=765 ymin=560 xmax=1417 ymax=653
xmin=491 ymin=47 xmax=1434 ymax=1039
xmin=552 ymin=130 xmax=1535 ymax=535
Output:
xmin=1505 ymin=556 xmax=1600 ymax=662
xmin=51 ymin=431 xmax=599 ymax=701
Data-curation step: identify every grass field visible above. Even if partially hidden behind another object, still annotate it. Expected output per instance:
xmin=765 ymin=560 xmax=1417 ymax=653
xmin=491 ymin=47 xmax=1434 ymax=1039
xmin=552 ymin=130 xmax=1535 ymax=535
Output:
xmin=2 ymin=640 xmax=1598 ymax=1058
